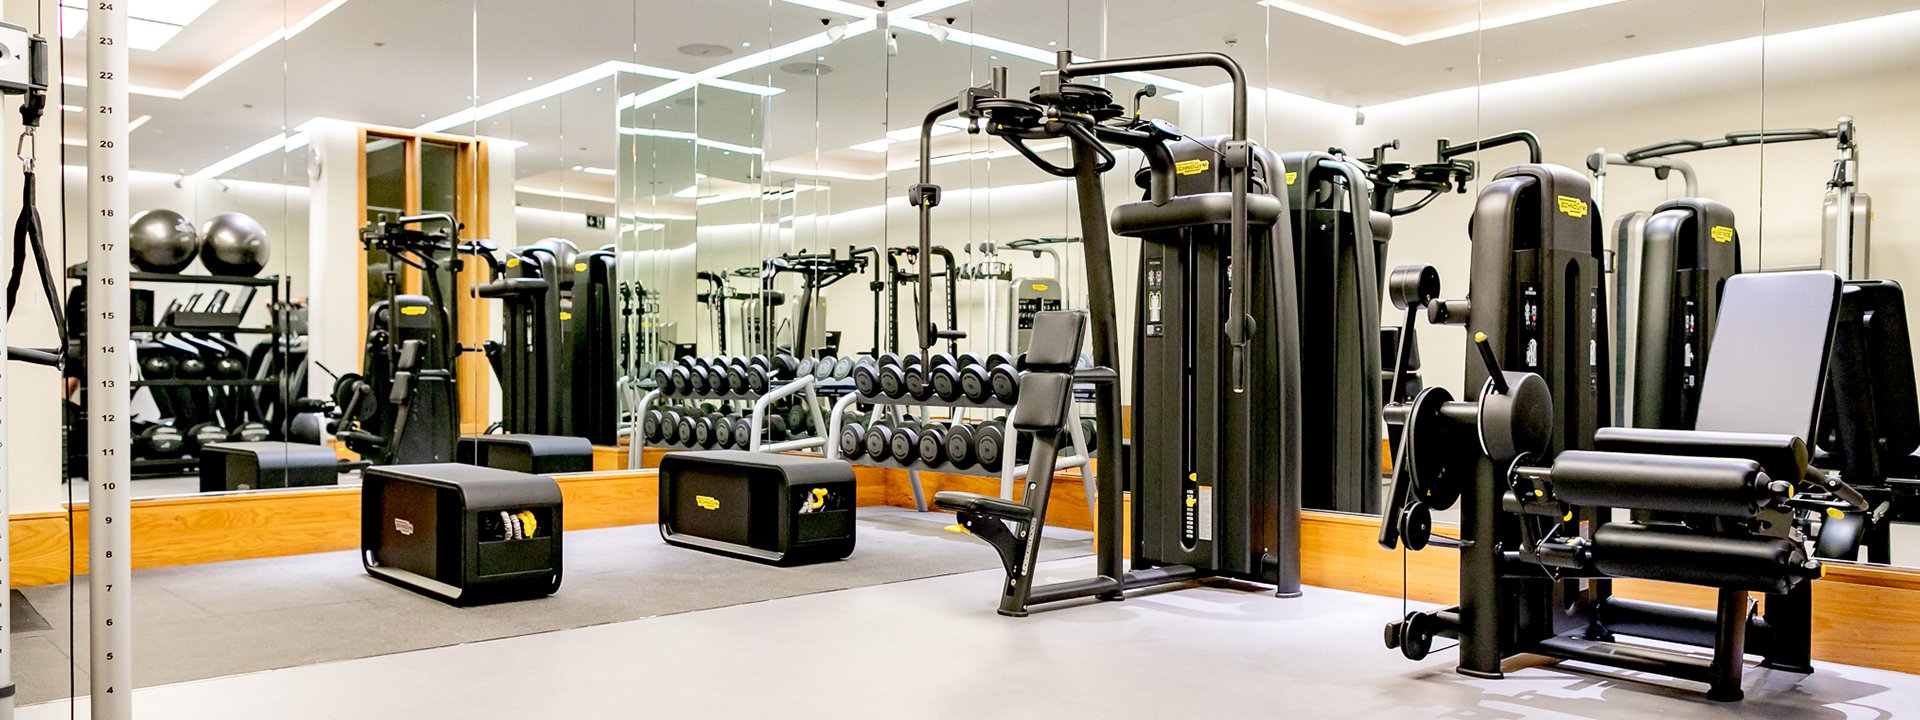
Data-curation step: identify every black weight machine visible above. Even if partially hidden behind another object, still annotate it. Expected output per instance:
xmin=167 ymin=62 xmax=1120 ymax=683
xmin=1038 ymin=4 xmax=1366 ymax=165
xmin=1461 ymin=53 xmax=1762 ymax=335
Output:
xmin=929 ymin=50 xmax=1305 ymax=615
xmin=333 ymin=214 xmax=486 ymax=465
xmin=886 ymin=245 xmax=959 ymax=358
xmin=1279 ymin=151 xmax=1382 ymax=514
xmin=1376 ymin=161 xmax=1866 ymax=701
xmin=760 ymin=249 xmax=868 ymax=358
xmin=1627 ymin=198 xmax=1741 ymax=431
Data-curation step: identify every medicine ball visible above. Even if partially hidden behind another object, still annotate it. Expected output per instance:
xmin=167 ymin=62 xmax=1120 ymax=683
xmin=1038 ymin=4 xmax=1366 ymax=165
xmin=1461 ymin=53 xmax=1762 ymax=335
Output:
xmin=199 ymin=212 xmax=271 ymax=277
xmin=129 ymin=209 xmax=199 ymax=273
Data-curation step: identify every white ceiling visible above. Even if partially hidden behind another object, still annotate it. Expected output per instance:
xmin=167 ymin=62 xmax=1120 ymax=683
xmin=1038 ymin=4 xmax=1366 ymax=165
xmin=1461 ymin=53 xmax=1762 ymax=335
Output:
xmin=50 ymin=0 xmax=1920 ymax=200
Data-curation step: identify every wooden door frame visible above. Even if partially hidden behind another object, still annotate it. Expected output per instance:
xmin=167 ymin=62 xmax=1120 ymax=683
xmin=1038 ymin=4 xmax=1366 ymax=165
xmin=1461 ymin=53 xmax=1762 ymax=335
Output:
xmin=353 ymin=126 xmax=494 ymax=433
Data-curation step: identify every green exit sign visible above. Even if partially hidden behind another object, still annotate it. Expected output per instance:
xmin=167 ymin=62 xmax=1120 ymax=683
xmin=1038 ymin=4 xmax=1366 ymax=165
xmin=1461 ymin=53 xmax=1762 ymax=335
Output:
xmin=586 ymin=214 xmax=606 ymax=229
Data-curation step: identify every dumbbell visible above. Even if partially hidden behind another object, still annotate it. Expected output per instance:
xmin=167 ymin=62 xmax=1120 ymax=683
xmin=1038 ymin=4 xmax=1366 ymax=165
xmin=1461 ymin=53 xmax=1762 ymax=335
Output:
xmin=890 ymin=420 xmax=924 ymax=465
xmin=642 ymin=409 xmax=667 ymax=442
xmin=177 ymin=355 xmax=208 ymax=379
xmin=688 ymin=364 xmax=716 ymax=396
xmin=930 ymin=361 xmax=964 ymax=401
xmin=944 ymin=422 xmax=978 ymax=469
xmin=796 ymin=356 xmax=818 ymax=379
xmin=773 ymin=354 xmax=803 ymax=380
xmin=767 ymin=413 xmax=792 ymax=443
xmin=184 ymin=422 xmax=228 ymax=454
xmin=833 ymin=356 xmax=857 ymax=379
xmin=229 ymin=422 xmax=271 ymax=442
xmin=676 ymin=413 xmax=697 ymax=447
xmin=731 ymin=416 xmax=754 ymax=448
xmin=864 ymin=420 xmax=895 ymax=462
xmin=813 ymin=355 xmax=837 ymax=381
xmin=957 ymin=352 xmax=985 ymax=369
xmin=138 ymin=424 xmax=186 ymax=459
xmin=985 ymin=352 xmax=1016 ymax=370
xmin=927 ymin=352 xmax=956 ymax=370
xmin=960 ymin=362 xmax=992 ymax=403
xmin=917 ymin=422 xmax=949 ymax=467
xmin=989 ymin=362 xmax=1022 ymax=403
xmin=903 ymin=352 xmax=923 ymax=369
xmin=853 ymin=358 xmax=883 ymax=397
xmin=879 ymin=363 xmax=911 ymax=399
xmin=904 ymin=365 xmax=935 ymax=401
xmin=695 ymin=414 xmax=723 ymax=448
xmin=839 ymin=420 xmax=868 ymax=459
xmin=650 ymin=365 xmax=674 ymax=392
xmin=975 ymin=421 xmax=1006 ymax=472
xmin=714 ymin=413 xmax=736 ymax=448
xmin=668 ymin=366 xmax=693 ymax=396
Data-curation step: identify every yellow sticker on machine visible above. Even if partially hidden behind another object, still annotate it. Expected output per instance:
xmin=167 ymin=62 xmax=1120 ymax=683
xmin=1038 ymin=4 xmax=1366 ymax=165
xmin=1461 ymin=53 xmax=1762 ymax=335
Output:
xmin=400 ymin=306 xmax=426 ymax=316
xmin=1710 ymin=226 xmax=1734 ymax=243
xmin=575 ymin=262 xmax=588 ymax=272
xmin=1030 ymin=283 xmax=1049 ymax=292
xmin=1284 ymin=171 xmax=1297 ymax=186
xmin=559 ymin=312 xmax=573 ymax=321
xmin=1556 ymin=195 xmax=1588 ymax=218
xmin=695 ymin=495 xmax=720 ymax=511
xmin=506 ymin=257 xmax=521 ymax=268
xmin=1175 ymin=159 xmax=1211 ymax=176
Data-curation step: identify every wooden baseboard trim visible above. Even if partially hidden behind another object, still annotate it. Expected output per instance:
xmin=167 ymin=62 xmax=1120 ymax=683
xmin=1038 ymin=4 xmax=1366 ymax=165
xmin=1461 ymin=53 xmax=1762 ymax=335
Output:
xmin=12 ymin=466 xmax=1918 ymax=674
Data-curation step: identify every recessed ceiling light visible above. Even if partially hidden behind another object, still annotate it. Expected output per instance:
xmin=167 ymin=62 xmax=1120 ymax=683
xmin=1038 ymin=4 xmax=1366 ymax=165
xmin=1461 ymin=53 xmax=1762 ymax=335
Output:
xmin=678 ymin=43 xmax=735 ymax=57
xmin=742 ymin=42 xmax=753 ymax=48
xmin=1624 ymin=33 xmax=1638 ymax=39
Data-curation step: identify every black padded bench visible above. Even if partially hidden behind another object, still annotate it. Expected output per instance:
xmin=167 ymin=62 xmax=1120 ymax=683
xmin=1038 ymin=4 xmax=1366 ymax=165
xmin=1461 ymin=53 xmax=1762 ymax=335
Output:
xmin=458 ymin=434 xmax=594 ymax=474
xmin=199 ymin=441 xmax=343 ymax=492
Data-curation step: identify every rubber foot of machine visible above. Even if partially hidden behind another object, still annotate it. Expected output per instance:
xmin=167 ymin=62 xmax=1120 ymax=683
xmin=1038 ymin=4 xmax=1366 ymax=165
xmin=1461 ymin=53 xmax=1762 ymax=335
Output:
xmin=1707 ymin=687 xmax=1745 ymax=703
xmin=1456 ymin=668 xmax=1503 ymax=680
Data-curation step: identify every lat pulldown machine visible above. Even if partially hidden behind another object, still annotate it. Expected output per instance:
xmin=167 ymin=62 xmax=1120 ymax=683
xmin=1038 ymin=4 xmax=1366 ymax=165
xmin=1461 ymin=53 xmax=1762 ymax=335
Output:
xmin=928 ymin=50 xmax=1304 ymax=615
xmin=1378 ymin=162 xmax=1866 ymax=701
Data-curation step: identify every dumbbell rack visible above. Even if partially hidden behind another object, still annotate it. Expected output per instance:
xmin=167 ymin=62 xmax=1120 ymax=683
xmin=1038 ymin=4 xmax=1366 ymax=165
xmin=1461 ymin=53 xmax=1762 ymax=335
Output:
xmin=825 ymin=390 xmax=1095 ymax=515
xmin=624 ymin=374 xmax=829 ymax=469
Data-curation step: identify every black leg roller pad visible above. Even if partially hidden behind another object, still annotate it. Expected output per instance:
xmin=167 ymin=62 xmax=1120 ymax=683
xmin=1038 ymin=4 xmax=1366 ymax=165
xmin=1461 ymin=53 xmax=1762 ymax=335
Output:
xmin=362 ymin=463 xmax=564 ymax=605
xmin=458 ymin=434 xmax=595 ymax=474
xmin=199 ymin=441 xmax=344 ymax=492
xmin=659 ymin=450 xmax=856 ymax=566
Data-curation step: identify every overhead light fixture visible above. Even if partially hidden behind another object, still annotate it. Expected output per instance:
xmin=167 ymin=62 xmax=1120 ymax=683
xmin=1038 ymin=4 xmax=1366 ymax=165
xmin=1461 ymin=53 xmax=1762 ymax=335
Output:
xmin=767 ymin=165 xmax=886 ymax=181
xmin=928 ymin=26 xmax=949 ymax=43
xmin=1258 ymin=0 xmax=1627 ymax=46
xmin=826 ymin=24 xmax=849 ymax=43
xmin=128 ymin=115 xmax=152 ymax=132
xmin=619 ymin=126 xmax=766 ymax=156
xmin=890 ymin=0 xmax=973 ymax=17
xmin=849 ymin=122 xmax=964 ymax=153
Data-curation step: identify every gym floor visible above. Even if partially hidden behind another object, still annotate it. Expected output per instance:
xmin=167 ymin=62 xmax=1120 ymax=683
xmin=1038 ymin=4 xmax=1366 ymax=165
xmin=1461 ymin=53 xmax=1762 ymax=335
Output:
xmin=17 ymin=517 xmax=1919 ymax=719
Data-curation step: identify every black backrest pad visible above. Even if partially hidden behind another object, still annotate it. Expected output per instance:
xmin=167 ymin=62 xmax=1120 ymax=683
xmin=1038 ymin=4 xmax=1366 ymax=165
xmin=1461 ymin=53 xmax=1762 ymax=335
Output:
xmin=1011 ymin=373 xmax=1073 ymax=432
xmin=1694 ymin=271 xmax=1842 ymax=437
xmin=1820 ymin=281 xmax=1920 ymax=458
xmin=1024 ymin=310 xmax=1086 ymax=370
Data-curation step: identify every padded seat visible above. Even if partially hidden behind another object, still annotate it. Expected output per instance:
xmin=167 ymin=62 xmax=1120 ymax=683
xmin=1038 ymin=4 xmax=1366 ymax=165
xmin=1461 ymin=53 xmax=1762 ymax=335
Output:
xmin=934 ymin=491 xmax=1035 ymax=522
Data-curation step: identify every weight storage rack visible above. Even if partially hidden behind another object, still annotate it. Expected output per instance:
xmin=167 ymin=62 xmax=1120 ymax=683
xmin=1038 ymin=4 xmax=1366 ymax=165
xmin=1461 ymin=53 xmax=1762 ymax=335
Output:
xmin=623 ymin=373 xmax=829 ymax=469
xmin=825 ymin=386 xmax=1095 ymax=514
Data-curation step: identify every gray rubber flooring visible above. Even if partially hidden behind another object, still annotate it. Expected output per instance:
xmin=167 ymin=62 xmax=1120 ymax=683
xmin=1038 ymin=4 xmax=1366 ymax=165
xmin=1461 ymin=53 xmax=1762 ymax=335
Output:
xmin=22 ymin=555 xmax=1919 ymax=719
xmin=11 ymin=507 xmax=1092 ymax=705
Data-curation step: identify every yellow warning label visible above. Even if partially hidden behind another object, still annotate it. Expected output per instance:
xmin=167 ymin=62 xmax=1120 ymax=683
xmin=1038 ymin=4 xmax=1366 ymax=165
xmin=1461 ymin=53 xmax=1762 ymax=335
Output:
xmin=1284 ymin=171 xmax=1298 ymax=186
xmin=400 ymin=306 xmax=427 ymax=316
xmin=507 ymin=257 xmax=521 ymax=268
xmin=1710 ymin=226 xmax=1734 ymax=243
xmin=1175 ymin=159 xmax=1210 ymax=176
xmin=1030 ymin=283 xmax=1049 ymax=292
xmin=575 ymin=262 xmax=588 ymax=272
xmin=695 ymin=495 xmax=720 ymax=511
xmin=559 ymin=312 xmax=573 ymax=321
xmin=1556 ymin=195 xmax=1588 ymax=218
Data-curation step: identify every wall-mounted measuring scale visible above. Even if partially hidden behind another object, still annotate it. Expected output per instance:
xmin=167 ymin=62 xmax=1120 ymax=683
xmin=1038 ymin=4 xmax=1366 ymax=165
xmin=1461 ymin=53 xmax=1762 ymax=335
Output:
xmin=86 ymin=0 xmax=132 ymax=717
